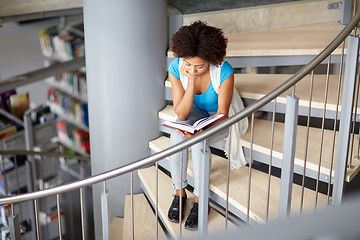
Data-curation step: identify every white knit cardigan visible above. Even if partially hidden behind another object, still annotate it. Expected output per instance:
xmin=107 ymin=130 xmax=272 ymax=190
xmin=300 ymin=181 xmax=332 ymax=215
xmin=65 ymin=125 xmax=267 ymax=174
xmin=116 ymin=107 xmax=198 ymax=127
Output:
xmin=178 ymin=58 xmax=248 ymax=168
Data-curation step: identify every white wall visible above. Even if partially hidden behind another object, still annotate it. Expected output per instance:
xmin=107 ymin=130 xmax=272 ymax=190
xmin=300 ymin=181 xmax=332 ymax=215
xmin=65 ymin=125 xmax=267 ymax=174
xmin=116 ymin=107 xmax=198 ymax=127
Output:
xmin=0 ymin=15 xmax=83 ymax=106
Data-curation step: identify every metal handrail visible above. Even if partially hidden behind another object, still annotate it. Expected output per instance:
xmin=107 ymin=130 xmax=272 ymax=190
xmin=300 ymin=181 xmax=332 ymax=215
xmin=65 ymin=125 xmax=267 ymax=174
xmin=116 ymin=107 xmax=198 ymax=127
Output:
xmin=0 ymin=11 xmax=359 ymax=205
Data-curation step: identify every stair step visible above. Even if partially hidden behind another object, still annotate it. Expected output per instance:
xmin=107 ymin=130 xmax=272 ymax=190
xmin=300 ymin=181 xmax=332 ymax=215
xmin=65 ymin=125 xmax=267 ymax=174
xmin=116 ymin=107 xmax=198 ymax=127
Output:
xmin=158 ymin=105 xmax=360 ymax=182
xmin=101 ymin=217 xmax=123 ymax=240
xmin=138 ymin=166 xmax=235 ymax=238
xmin=168 ymin=22 xmax=344 ymax=58
xmin=149 ymin=136 xmax=328 ymax=223
xmin=166 ymin=74 xmax=360 ymax=121
xmin=123 ymin=194 xmax=166 ymax=240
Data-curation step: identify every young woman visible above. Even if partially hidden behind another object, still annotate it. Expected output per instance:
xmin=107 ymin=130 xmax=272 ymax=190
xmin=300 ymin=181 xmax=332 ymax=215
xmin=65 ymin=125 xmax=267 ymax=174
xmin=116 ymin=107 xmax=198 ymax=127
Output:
xmin=167 ymin=21 xmax=234 ymax=230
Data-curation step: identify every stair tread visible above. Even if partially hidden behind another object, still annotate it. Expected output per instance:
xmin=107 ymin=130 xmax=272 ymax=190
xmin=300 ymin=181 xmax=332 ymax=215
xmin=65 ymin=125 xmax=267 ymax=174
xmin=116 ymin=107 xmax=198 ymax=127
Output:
xmin=123 ymin=194 xmax=166 ymax=240
xmin=138 ymin=166 xmax=234 ymax=238
xmin=168 ymin=22 xmax=344 ymax=58
xmin=167 ymin=73 xmax=359 ymax=113
xmin=149 ymin=136 xmax=328 ymax=223
xmin=159 ymin=105 xmax=360 ymax=182
xmin=104 ymin=217 xmax=123 ymax=240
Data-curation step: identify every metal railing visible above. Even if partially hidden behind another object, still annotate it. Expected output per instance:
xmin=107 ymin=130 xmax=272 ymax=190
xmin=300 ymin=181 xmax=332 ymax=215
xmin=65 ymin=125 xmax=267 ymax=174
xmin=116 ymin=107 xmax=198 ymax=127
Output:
xmin=0 ymin=10 xmax=359 ymax=240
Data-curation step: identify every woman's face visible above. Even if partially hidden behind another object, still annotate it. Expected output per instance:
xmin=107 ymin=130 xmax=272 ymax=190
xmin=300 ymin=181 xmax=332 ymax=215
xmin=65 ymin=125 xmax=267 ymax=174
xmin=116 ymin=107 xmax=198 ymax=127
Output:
xmin=183 ymin=57 xmax=209 ymax=77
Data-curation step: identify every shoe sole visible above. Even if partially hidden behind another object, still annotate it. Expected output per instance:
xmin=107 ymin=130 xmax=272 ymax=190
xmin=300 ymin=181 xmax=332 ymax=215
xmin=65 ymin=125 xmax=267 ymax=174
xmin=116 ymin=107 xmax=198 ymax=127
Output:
xmin=184 ymin=225 xmax=198 ymax=231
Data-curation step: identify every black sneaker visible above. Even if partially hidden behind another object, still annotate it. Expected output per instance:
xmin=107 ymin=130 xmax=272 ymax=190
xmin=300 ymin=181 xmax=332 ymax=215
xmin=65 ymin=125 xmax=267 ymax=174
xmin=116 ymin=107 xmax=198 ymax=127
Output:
xmin=168 ymin=195 xmax=187 ymax=223
xmin=184 ymin=202 xmax=210 ymax=230
xmin=185 ymin=202 xmax=199 ymax=230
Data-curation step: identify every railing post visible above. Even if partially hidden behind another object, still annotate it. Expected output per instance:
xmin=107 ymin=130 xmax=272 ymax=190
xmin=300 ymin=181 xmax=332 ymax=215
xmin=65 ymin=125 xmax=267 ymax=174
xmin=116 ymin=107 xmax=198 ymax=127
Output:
xmin=279 ymin=94 xmax=299 ymax=218
xmin=333 ymin=35 xmax=360 ymax=206
xmin=340 ymin=0 xmax=353 ymax=25
xmin=198 ymin=140 xmax=210 ymax=237
xmin=9 ymin=213 xmax=21 ymax=240
xmin=101 ymin=182 xmax=110 ymax=240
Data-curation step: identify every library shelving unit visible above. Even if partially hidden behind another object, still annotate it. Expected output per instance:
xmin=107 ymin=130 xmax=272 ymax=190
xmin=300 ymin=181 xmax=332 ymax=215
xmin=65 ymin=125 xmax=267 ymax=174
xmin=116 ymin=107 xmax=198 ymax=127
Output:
xmin=40 ymin=23 xmax=90 ymax=159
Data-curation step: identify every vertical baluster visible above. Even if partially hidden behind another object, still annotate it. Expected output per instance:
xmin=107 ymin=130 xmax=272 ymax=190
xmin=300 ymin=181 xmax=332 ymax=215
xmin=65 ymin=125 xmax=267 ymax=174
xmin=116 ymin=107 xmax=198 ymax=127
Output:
xmin=14 ymin=155 xmax=21 ymax=195
xmin=9 ymin=203 xmax=21 ymax=240
xmin=354 ymin=0 xmax=358 ymax=36
xmin=348 ymin=70 xmax=360 ymax=169
xmin=130 ymin=172 xmax=135 ymax=240
xmin=333 ymin=35 xmax=360 ymax=206
xmin=34 ymin=199 xmax=40 ymax=240
xmin=225 ymin=128 xmax=231 ymax=230
xmin=14 ymin=155 xmax=23 ymax=220
xmin=39 ymin=155 xmax=44 ymax=190
xmin=155 ymin=161 xmax=159 ymax=240
xmin=279 ymin=93 xmax=299 ymax=218
xmin=247 ymin=113 xmax=254 ymax=224
xmin=0 ymin=155 xmax=8 ymax=195
xmin=199 ymin=139 xmax=210 ymax=237
xmin=328 ymin=42 xmax=345 ymax=201
xmin=315 ymin=56 xmax=331 ymax=209
xmin=300 ymin=71 xmax=314 ymax=214
xmin=102 ymin=181 xmax=110 ymax=240
xmin=57 ymin=194 xmax=63 ymax=240
xmin=80 ymin=187 xmax=86 ymax=240
xmin=266 ymin=98 xmax=277 ymax=221
xmin=179 ymin=151 xmax=183 ymax=239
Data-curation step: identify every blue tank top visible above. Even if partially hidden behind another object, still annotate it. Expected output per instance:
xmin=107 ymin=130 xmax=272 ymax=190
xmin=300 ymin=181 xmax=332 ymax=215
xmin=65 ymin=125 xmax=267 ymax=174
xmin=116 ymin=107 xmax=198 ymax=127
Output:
xmin=168 ymin=58 xmax=233 ymax=112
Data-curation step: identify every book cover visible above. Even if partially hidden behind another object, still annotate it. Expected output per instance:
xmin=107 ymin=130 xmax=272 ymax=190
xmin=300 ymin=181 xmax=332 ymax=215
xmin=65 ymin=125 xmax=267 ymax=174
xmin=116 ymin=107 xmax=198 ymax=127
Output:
xmin=9 ymin=92 xmax=30 ymax=119
xmin=162 ymin=114 xmax=224 ymax=134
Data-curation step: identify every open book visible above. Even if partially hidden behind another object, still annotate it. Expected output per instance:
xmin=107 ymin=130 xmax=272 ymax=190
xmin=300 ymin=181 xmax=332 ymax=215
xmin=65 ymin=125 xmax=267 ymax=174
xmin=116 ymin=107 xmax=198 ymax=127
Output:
xmin=162 ymin=114 xmax=224 ymax=134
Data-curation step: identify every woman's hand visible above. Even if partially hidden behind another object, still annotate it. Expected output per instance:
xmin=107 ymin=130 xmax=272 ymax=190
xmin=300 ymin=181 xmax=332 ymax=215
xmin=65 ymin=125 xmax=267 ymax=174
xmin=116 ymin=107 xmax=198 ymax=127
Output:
xmin=180 ymin=62 xmax=196 ymax=81
xmin=177 ymin=129 xmax=203 ymax=138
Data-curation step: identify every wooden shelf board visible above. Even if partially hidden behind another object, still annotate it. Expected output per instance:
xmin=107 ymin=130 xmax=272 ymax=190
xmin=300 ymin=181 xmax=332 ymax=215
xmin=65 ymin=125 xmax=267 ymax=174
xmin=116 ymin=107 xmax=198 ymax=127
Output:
xmin=149 ymin=136 xmax=328 ymax=223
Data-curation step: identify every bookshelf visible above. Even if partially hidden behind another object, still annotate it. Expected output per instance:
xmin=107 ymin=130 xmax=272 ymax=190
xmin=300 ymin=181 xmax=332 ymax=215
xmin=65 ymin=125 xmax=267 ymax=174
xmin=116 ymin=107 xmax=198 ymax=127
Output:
xmin=40 ymin=23 xmax=90 ymax=158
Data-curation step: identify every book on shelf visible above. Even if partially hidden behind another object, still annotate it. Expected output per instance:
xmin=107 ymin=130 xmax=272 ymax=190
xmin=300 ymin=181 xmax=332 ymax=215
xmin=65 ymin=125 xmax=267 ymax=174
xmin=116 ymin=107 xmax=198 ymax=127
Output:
xmin=39 ymin=24 xmax=85 ymax=61
xmin=0 ymin=125 xmax=17 ymax=140
xmin=9 ymin=92 xmax=30 ymax=119
xmin=162 ymin=114 xmax=224 ymax=134
xmin=56 ymin=120 xmax=90 ymax=154
xmin=0 ymin=89 xmax=17 ymax=113
xmin=48 ymin=88 xmax=88 ymax=127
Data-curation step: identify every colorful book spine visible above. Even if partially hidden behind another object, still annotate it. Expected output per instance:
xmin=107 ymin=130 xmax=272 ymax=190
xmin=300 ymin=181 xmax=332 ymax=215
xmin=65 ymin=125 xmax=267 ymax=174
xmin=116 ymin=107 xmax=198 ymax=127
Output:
xmin=48 ymin=88 xmax=88 ymax=127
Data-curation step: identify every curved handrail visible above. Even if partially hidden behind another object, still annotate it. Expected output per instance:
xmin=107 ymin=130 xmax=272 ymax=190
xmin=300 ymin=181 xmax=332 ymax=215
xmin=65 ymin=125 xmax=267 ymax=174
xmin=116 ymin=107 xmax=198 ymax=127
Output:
xmin=0 ymin=11 xmax=359 ymax=205
xmin=0 ymin=150 xmax=90 ymax=161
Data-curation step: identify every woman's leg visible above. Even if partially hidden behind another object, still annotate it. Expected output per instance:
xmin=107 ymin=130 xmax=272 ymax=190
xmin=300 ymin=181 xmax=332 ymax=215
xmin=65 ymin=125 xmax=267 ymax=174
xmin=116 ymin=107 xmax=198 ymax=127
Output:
xmin=185 ymin=127 xmax=229 ymax=229
xmin=191 ymin=125 xmax=229 ymax=198
xmin=168 ymin=104 xmax=210 ymax=194
xmin=169 ymin=130 xmax=189 ymax=193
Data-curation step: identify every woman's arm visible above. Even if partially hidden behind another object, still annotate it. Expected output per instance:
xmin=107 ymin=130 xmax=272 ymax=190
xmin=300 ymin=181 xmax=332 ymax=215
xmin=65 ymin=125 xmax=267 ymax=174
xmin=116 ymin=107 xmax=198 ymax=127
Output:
xmin=208 ymin=73 xmax=234 ymax=128
xmin=169 ymin=70 xmax=196 ymax=121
